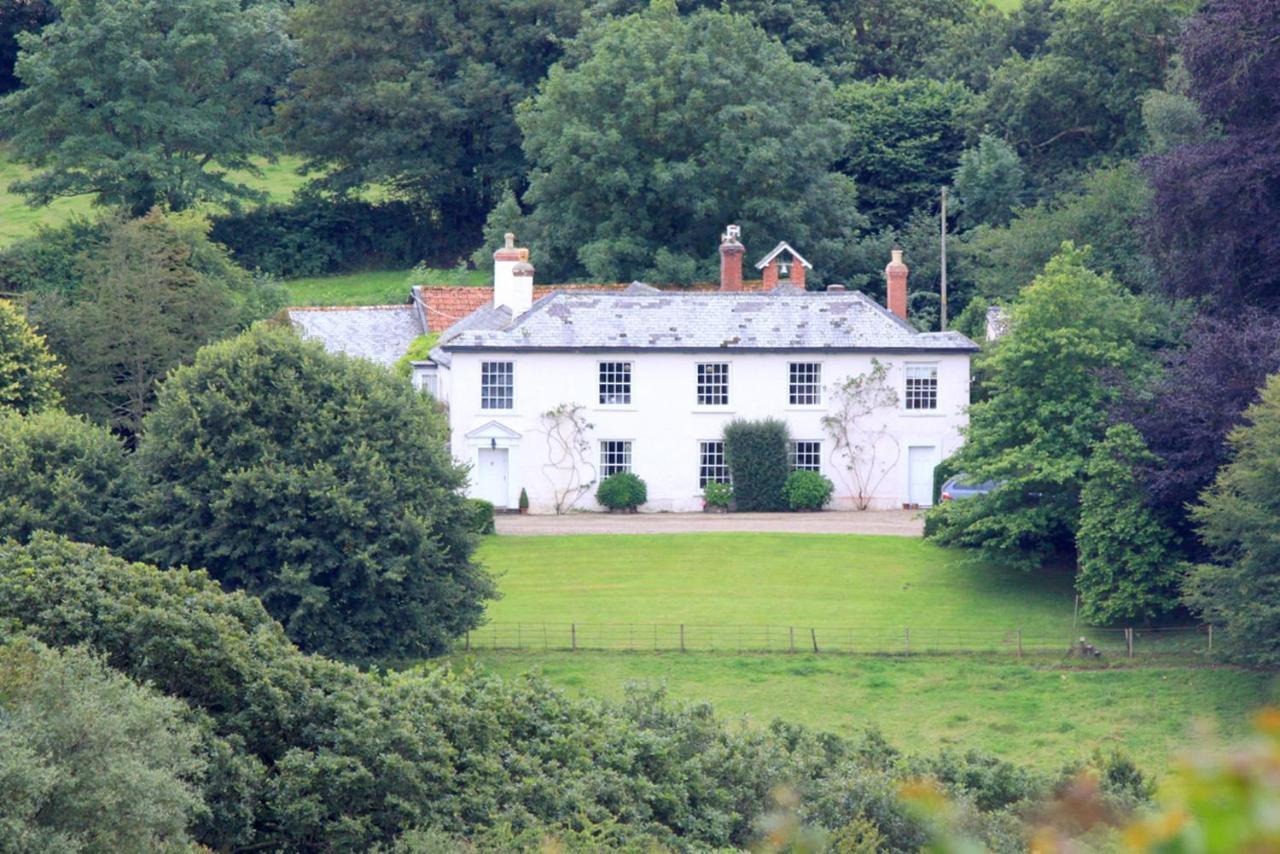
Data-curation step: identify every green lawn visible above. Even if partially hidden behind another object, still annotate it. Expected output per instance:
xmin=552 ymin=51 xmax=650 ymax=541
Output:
xmin=479 ymin=533 xmax=1079 ymax=640
xmin=461 ymin=651 xmax=1274 ymax=772
xmin=0 ymin=149 xmax=310 ymax=246
xmin=455 ymin=532 xmax=1275 ymax=772
xmin=284 ymin=266 xmax=488 ymax=306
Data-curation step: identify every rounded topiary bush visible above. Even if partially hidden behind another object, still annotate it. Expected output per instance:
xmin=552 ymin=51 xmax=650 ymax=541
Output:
xmin=784 ymin=470 xmax=834 ymax=511
xmin=597 ymin=472 xmax=647 ymax=511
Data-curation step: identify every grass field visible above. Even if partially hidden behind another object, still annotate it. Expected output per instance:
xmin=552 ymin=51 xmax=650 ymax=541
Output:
xmin=0 ymin=149 xmax=310 ymax=246
xmin=461 ymin=651 xmax=1275 ymax=771
xmin=479 ymin=533 xmax=1078 ymax=635
xmin=284 ymin=266 xmax=488 ymax=306
xmin=458 ymin=532 xmax=1277 ymax=772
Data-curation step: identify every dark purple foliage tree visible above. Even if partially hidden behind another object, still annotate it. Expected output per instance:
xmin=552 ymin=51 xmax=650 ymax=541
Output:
xmin=1146 ymin=0 xmax=1280 ymax=308
xmin=1119 ymin=311 xmax=1280 ymax=538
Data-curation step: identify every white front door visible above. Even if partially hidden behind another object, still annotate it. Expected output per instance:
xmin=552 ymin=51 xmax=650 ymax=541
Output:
xmin=907 ymin=446 xmax=936 ymax=507
xmin=477 ymin=448 xmax=510 ymax=507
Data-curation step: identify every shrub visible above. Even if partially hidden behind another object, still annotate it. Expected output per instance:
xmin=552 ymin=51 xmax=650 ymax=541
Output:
xmin=464 ymin=498 xmax=496 ymax=535
xmin=519 ymin=487 xmax=530 ymax=512
xmin=723 ymin=419 xmax=790 ymax=512
xmin=0 ymin=217 xmax=109 ymax=295
xmin=132 ymin=324 xmax=494 ymax=660
xmin=0 ymin=409 xmax=136 ymax=550
xmin=703 ymin=480 xmax=733 ymax=509
xmin=597 ymin=472 xmax=647 ymax=511
xmin=0 ymin=639 xmax=207 ymax=851
xmin=784 ymin=470 xmax=834 ymax=511
xmin=392 ymin=333 xmax=441 ymax=380
xmin=208 ymin=197 xmax=452 ymax=278
xmin=0 ymin=300 xmax=61 ymax=414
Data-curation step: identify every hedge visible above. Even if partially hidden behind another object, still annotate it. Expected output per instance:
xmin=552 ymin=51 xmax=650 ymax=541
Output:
xmin=208 ymin=198 xmax=458 ymax=278
xmin=723 ymin=419 xmax=790 ymax=512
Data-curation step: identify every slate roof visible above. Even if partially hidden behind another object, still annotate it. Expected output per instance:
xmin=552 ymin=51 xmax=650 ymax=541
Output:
xmin=287 ymin=305 xmax=424 ymax=367
xmin=439 ymin=290 xmax=978 ymax=353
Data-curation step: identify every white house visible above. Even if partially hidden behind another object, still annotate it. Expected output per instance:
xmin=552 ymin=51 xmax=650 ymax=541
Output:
xmin=428 ymin=229 xmax=978 ymax=513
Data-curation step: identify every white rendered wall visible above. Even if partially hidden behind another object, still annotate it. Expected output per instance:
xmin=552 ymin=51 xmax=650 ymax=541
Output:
xmin=441 ymin=350 xmax=971 ymax=512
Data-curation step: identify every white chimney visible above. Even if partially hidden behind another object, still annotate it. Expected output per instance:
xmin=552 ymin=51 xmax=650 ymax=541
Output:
xmin=493 ymin=232 xmax=534 ymax=314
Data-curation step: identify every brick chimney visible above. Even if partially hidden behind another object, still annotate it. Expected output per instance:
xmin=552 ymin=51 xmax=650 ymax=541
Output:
xmin=720 ymin=225 xmax=744 ymax=292
xmin=885 ymin=248 xmax=908 ymax=320
xmin=494 ymin=232 xmax=533 ymax=314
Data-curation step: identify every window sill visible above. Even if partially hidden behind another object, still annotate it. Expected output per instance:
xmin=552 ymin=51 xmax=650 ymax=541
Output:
xmin=594 ymin=406 xmax=638 ymax=412
xmin=902 ymin=411 xmax=946 ymax=418
xmin=783 ymin=405 xmax=826 ymax=412
xmin=692 ymin=408 xmax=735 ymax=414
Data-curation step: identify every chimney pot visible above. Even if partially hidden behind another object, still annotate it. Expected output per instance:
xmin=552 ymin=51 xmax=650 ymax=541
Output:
xmin=885 ymin=248 xmax=909 ymax=320
xmin=826 ymin=284 xmax=846 ymax=292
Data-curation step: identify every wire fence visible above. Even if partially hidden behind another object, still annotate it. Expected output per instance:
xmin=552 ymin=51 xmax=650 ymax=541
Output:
xmin=460 ymin=622 xmax=1218 ymax=659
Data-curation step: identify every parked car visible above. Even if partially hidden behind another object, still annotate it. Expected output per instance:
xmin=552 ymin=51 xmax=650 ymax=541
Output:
xmin=939 ymin=474 xmax=999 ymax=502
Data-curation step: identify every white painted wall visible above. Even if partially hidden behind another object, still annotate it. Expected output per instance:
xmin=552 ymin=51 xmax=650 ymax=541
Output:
xmin=440 ymin=350 xmax=970 ymax=513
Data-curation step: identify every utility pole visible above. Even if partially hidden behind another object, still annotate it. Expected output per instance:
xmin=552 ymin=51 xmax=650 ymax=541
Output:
xmin=940 ymin=187 xmax=949 ymax=331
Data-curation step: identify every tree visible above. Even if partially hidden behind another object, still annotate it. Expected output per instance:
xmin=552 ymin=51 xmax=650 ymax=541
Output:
xmin=953 ymin=135 xmax=1026 ymax=228
xmin=33 ymin=212 xmax=259 ymax=439
xmin=281 ymin=0 xmax=589 ymax=247
xmin=974 ymin=0 xmax=1191 ymax=175
xmin=0 ymin=409 xmax=135 ymax=550
xmin=1075 ymin=424 xmax=1180 ymax=625
xmin=516 ymin=4 xmax=863 ymax=283
xmin=1184 ymin=374 xmax=1280 ymax=666
xmin=0 ymin=639 xmax=205 ymax=852
xmin=1118 ymin=311 xmax=1280 ymax=541
xmin=1147 ymin=0 xmax=1280 ymax=308
xmin=960 ymin=163 xmax=1157 ymax=300
xmin=0 ymin=298 xmax=60 ymax=414
xmin=0 ymin=0 xmax=294 ymax=215
xmin=927 ymin=245 xmax=1156 ymax=569
xmin=834 ymin=77 xmax=972 ymax=230
xmin=723 ymin=418 xmax=790 ymax=512
xmin=132 ymin=324 xmax=494 ymax=660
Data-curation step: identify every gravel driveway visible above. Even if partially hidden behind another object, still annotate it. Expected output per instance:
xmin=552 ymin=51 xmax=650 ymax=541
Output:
xmin=494 ymin=509 xmax=924 ymax=537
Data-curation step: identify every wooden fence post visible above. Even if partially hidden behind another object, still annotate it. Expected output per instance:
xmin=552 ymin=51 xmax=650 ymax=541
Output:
xmin=904 ymin=627 xmax=910 ymax=656
xmin=571 ymin=623 xmax=577 ymax=651
xmin=1208 ymin=624 xmax=1213 ymax=653
xmin=810 ymin=628 xmax=819 ymax=653
xmin=1126 ymin=627 xmax=1134 ymax=658
xmin=680 ymin=623 xmax=685 ymax=653
xmin=789 ymin=626 xmax=795 ymax=653
xmin=1017 ymin=628 xmax=1023 ymax=659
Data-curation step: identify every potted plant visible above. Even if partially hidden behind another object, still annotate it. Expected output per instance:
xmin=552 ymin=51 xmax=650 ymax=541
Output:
xmin=518 ymin=487 xmax=530 ymax=515
xmin=702 ymin=481 xmax=733 ymax=513
xmin=597 ymin=472 xmax=647 ymax=512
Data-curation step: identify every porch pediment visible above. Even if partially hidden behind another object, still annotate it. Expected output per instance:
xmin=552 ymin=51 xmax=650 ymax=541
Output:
xmin=465 ymin=420 xmax=522 ymax=442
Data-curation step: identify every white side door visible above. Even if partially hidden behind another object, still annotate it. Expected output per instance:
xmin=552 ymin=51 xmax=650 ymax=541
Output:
xmin=476 ymin=448 xmax=510 ymax=507
xmin=907 ymin=446 xmax=937 ymax=507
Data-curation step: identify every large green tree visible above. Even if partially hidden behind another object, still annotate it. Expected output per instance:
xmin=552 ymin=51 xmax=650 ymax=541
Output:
xmin=0 ymin=0 xmax=294 ymax=215
xmin=1075 ymin=424 xmax=1180 ymax=625
xmin=281 ymin=0 xmax=590 ymax=243
xmin=31 ymin=212 xmax=281 ymax=440
xmin=517 ymin=3 xmax=862 ymax=283
xmin=0 ymin=299 xmax=61 ymax=414
xmin=834 ymin=77 xmax=972 ymax=230
xmin=132 ymin=324 xmax=493 ymax=660
xmin=0 ymin=639 xmax=205 ymax=852
xmin=1183 ymin=374 xmax=1280 ymax=666
xmin=973 ymin=0 xmax=1192 ymax=175
xmin=928 ymin=245 xmax=1156 ymax=569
